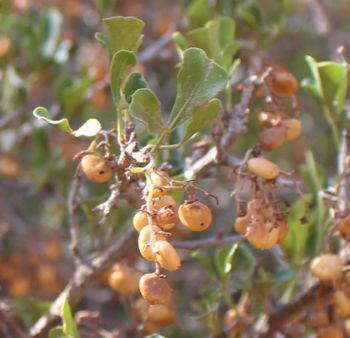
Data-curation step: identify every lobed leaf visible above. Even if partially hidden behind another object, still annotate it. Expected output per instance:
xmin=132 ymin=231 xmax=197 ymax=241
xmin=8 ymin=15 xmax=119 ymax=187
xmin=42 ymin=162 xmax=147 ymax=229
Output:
xmin=168 ymin=48 xmax=227 ymax=130
xmin=103 ymin=16 xmax=144 ymax=55
xmin=33 ymin=106 xmax=101 ymax=137
xmin=130 ymin=88 xmax=164 ymax=133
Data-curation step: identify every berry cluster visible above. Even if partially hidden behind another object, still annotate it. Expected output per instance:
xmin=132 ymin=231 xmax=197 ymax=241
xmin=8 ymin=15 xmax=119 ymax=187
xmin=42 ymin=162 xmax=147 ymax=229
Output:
xmin=133 ymin=169 xmax=213 ymax=304
xmin=307 ymin=254 xmax=350 ymax=337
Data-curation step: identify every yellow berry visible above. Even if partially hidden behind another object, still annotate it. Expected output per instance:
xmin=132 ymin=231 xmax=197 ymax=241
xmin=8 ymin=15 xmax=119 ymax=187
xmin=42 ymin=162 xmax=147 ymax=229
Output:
xmin=178 ymin=201 xmax=212 ymax=231
xmin=247 ymin=158 xmax=280 ymax=180
xmin=108 ymin=264 xmax=141 ymax=294
xmin=147 ymin=304 xmax=176 ymax=326
xmin=259 ymin=126 xmax=286 ymax=151
xmin=138 ymin=225 xmax=165 ymax=261
xmin=280 ymin=118 xmax=301 ymax=141
xmin=154 ymin=240 xmax=181 ymax=271
xmin=246 ymin=220 xmax=279 ymax=249
xmin=268 ymin=69 xmax=299 ymax=97
xmin=81 ymin=154 xmax=112 ymax=183
xmin=310 ymin=254 xmax=343 ymax=281
xmin=139 ymin=273 xmax=172 ymax=304
xmin=133 ymin=211 xmax=149 ymax=232
xmin=333 ymin=290 xmax=350 ymax=317
xmin=234 ymin=216 xmax=249 ymax=235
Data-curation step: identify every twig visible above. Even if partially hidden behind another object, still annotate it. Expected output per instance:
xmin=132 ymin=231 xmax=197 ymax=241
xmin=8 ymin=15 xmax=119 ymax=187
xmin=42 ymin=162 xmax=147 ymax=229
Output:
xmin=258 ymin=282 xmax=333 ymax=338
xmin=172 ymin=234 xmax=243 ymax=251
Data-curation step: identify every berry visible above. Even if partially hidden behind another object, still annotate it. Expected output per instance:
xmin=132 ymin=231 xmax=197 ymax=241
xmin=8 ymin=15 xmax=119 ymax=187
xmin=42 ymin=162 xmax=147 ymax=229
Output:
xmin=157 ymin=207 xmax=179 ymax=230
xmin=134 ymin=297 xmax=149 ymax=318
xmin=277 ymin=220 xmax=289 ymax=243
xmin=280 ymin=118 xmax=301 ymax=141
xmin=154 ymin=240 xmax=181 ymax=271
xmin=147 ymin=304 xmax=176 ymax=326
xmin=139 ymin=273 xmax=172 ymax=304
xmin=152 ymin=195 xmax=177 ymax=211
xmin=247 ymin=157 xmax=280 ymax=180
xmin=317 ymin=325 xmax=344 ymax=338
xmin=333 ymin=290 xmax=350 ymax=317
xmin=234 ymin=216 xmax=249 ymax=235
xmin=259 ymin=126 xmax=285 ymax=151
xmin=246 ymin=220 xmax=279 ymax=249
xmin=133 ymin=211 xmax=149 ymax=232
xmin=310 ymin=254 xmax=343 ymax=281
xmin=268 ymin=68 xmax=299 ymax=97
xmin=108 ymin=264 xmax=141 ymax=294
xmin=147 ymin=170 xmax=169 ymax=196
xmin=81 ymin=154 xmax=112 ymax=183
xmin=338 ymin=216 xmax=350 ymax=237
xmin=178 ymin=201 xmax=212 ymax=231
xmin=138 ymin=225 xmax=166 ymax=261
xmin=0 ymin=36 xmax=11 ymax=58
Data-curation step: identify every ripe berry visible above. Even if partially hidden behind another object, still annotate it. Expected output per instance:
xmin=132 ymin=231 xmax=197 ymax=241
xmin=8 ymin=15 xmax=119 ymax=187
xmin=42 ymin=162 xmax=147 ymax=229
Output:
xmin=108 ymin=264 xmax=141 ymax=294
xmin=139 ymin=273 xmax=172 ymax=304
xmin=147 ymin=170 xmax=169 ymax=196
xmin=268 ymin=68 xmax=299 ymax=97
xmin=138 ymin=225 xmax=166 ymax=261
xmin=133 ymin=211 xmax=149 ymax=232
xmin=259 ymin=126 xmax=286 ymax=151
xmin=247 ymin=157 xmax=280 ymax=180
xmin=234 ymin=216 xmax=249 ymax=235
xmin=310 ymin=254 xmax=343 ymax=281
xmin=147 ymin=304 xmax=176 ymax=326
xmin=0 ymin=36 xmax=11 ymax=58
xmin=157 ymin=208 xmax=179 ymax=230
xmin=246 ymin=220 xmax=279 ymax=249
xmin=338 ymin=216 xmax=350 ymax=237
xmin=280 ymin=118 xmax=301 ymax=141
xmin=154 ymin=240 xmax=181 ymax=271
xmin=178 ymin=201 xmax=212 ymax=231
xmin=277 ymin=220 xmax=289 ymax=243
xmin=333 ymin=290 xmax=350 ymax=317
xmin=134 ymin=297 xmax=149 ymax=318
xmin=81 ymin=154 xmax=112 ymax=183
xmin=152 ymin=195 xmax=177 ymax=211
xmin=317 ymin=325 xmax=344 ymax=338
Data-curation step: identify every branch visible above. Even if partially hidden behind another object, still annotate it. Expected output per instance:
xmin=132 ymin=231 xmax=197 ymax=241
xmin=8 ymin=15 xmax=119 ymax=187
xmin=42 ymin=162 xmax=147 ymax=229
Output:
xmin=258 ymin=282 xmax=333 ymax=338
xmin=30 ymin=226 xmax=137 ymax=338
xmin=172 ymin=234 xmax=243 ymax=251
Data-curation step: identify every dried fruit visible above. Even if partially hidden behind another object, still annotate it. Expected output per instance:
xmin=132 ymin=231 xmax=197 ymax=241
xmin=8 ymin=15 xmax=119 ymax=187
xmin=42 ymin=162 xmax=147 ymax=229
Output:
xmin=108 ymin=264 xmax=141 ymax=294
xmin=139 ymin=273 xmax=172 ymax=304
xmin=138 ymin=225 xmax=166 ymax=261
xmin=310 ymin=254 xmax=343 ymax=281
xmin=246 ymin=220 xmax=279 ymax=249
xmin=333 ymin=290 xmax=350 ymax=317
xmin=133 ymin=211 xmax=149 ymax=232
xmin=154 ymin=240 xmax=181 ymax=271
xmin=247 ymin=157 xmax=280 ymax=180
xmin=234 ymin=216 xmax=249 ymax=235
xmin=178 ymin=201 xmax=212 ymax=231
xmin=81 ymin=154 xmax=112 ymax=183
xmin=338 ymin=216 xmax=350 ymax=237
xmin=259 ymin=126 xmax=286 ymax=151
xmin=268 ymin=68 xmax=299 ymax=97
xmin=147 ymin=170 xmax=169 ymax=196
xmin=280 ymin=118 xmax=301 ymax=141
xmin=147 ymin=304 xmax=176 ymax=326
xmin=134 ymin=297 xmax=149 ymax=318
xmin=152 ymin=195 xmax=177 ymax=211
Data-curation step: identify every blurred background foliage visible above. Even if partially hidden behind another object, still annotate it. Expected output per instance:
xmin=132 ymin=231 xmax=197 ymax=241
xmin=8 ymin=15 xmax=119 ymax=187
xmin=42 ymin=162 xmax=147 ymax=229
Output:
xmin=1 ymin=0 xmax=350 ymax=337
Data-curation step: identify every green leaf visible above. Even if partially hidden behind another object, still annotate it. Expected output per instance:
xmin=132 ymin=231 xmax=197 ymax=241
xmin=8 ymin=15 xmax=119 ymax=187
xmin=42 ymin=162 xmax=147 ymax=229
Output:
xmin=145 ymin=335 xmax=166 ymax=338
xmin=168 ymin=48 xmax=227 ymax=130
xmin=130 ymin=88 xmax=164 ymax=133
xmin=181 ymin=98 xmax=221 ymax=144
xmin=49 ymin=327 xmax=65 ymax=338
xmin=41 ymin=9 xmax=62 ymax=58
xmin=304 ymin=55 xmax=347 ymax=115
xmin=191 ymin=250 xmax=217 ymax=276
xmin=110 ymin=50 xmax=137 ymax=107
xmin=187 ymin=0 xmax=215 ymax=26
xmin=172 ymin=32 xmax=187 ymax=57
xmin=186 ymin=18 xmax=239 ymax=69
xmin=33 ymin=107 xmax=101 ymax=137
xmin=215 ymin=243 xmax=239 ymax=278
xmin=123 ymin=72 xmax=148 ymax=103
xmin=103 ymin=16 xmax=144 ymax=54
xmin=94 ymin=32 xmax=108 ymax=46
xmin=61 ymin=295 xmax=80 ymax=338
